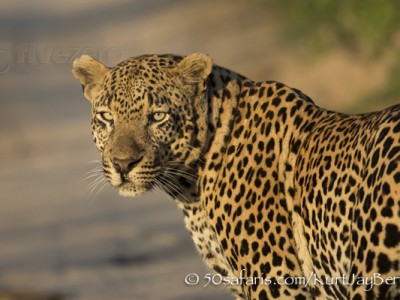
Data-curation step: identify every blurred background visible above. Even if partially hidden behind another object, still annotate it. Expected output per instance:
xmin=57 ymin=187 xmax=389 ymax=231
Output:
xmin=0 ymin=0 xmax=399 ymax=299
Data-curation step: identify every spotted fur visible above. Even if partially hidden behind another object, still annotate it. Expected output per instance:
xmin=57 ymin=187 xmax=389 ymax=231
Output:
xmin=72 ymin=53 xmax=400 ymax=299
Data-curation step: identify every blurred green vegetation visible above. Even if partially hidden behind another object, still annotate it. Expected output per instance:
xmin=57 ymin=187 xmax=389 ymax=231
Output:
xmin=262 ymin=0 xmax=400 ymax=111
xmin=272 ymin=0 xmax=400 ymax=55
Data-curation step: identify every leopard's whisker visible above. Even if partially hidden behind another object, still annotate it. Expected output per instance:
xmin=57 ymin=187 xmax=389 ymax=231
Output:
xmin=90 ymin=180 xmax=109 ymax=203
xmin=157 ymin=175 xmax=190 ymax=203
xmin=81 ymin=172 xmax=104 ymax=182
xmin=87 ymin=176 xmax=107 ymax=194
xmin=163 ymin=167 xmax=198 ymax=182
xmin=154 ymin=178 xmax=174 ymax=201
xmin=86 ymin=160 xmax=102 ymax=164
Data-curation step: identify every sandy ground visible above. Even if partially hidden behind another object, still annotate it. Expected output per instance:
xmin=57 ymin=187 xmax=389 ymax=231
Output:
xmin=0 ymin=1 xmax=396 ymax=299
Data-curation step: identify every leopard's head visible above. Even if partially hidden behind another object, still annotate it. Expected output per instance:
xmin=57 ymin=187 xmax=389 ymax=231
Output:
xmin=72 ymin=54 xmax=212 ymax=197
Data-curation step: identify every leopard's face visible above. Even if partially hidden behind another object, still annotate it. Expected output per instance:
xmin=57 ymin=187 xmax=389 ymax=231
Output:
xmin=92 ymin=70 xmax=195 ymax=197
xmin=73 ymin=54 xmax=212 ymax=197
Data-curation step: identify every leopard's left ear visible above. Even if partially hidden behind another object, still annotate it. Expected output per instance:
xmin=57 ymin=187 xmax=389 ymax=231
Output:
xmin=174 ymin=53 xmax=213 ymax=89
xmin=72 ymin=55 xmax=109 ymax=103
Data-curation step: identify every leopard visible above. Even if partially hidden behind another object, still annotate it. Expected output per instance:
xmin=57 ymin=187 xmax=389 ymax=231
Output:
xmin=72 ymin=53 xmax=400 ymax=300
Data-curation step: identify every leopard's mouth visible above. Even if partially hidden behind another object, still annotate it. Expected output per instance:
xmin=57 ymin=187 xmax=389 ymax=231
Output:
xmin=119 ymin=173 xmax=131 ymax=184
xmin=118 ymin=180 xmax=132 ymax=188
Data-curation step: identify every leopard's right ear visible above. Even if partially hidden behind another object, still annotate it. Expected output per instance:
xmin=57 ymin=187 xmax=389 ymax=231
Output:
xmin=72 ymin=55 xmax=109 ymax=103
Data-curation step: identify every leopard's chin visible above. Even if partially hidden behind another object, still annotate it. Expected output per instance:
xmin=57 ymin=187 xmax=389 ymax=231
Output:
xmin=117 ymin=182 xmax=149 ymax=198
xmin=118 ymin=187 xmax=146 ymax=197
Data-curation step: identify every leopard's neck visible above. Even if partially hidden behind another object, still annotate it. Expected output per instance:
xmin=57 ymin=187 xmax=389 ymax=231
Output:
xmin=172 ymin=66 xmax=247 ymax=205
xmin=202 ymin=67 xmax=246 ymax=164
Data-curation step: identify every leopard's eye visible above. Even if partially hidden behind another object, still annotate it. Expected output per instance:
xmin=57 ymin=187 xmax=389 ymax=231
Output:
xmin=151 ymin=112 xmax=167 ymax=123
xmin=96 ymin=111 xmax=114 ymax=124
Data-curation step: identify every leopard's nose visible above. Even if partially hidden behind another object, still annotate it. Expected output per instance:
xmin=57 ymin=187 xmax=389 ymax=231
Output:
xmin=112 ymin=156 xmax=143 ymax=175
